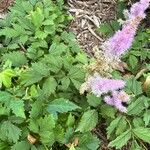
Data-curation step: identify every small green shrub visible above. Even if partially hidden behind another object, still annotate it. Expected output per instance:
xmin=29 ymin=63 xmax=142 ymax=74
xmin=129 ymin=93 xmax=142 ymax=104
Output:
xmin=0 ymin=0 xmax=101 ymax=149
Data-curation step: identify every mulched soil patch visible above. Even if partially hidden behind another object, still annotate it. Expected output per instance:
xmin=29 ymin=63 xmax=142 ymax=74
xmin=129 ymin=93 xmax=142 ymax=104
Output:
xmin=67 ymin=0 xmax=117 ymax=56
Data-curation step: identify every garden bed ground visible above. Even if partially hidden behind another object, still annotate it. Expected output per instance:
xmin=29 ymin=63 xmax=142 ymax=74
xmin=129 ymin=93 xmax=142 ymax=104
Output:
xmin=67 ymin=0 xmax=116 ymax=55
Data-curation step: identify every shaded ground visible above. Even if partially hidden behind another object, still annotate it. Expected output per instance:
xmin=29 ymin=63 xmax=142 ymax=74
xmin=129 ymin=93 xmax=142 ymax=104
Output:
xmin=67 ymin=0 xmax=117 ymax=55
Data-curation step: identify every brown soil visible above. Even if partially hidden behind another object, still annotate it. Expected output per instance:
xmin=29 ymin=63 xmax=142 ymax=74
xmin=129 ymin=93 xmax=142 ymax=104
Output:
xmin=0 ymin=0 xmax=14 ymax=12
xmin=67 ymin=0 xmax=117 ymax=56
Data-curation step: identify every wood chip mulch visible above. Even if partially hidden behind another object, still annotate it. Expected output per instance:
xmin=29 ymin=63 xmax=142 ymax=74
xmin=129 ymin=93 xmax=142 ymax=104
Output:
xmin=67 ymin=0 xmax=117 ymax=55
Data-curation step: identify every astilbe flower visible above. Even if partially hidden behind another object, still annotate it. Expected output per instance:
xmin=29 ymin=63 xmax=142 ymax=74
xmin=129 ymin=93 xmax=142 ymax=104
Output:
xmin=87 ymin=75 xmax=125 ymax=97
xmin=81 ymin=0 xmax=149 ymax=113
xmin=102 ymin=0 xmax=150 ymax=61
xmin=80 ymin=74 xmax=129 ymax=112
xmin=104 ymin=91 xmax=130 ymax=113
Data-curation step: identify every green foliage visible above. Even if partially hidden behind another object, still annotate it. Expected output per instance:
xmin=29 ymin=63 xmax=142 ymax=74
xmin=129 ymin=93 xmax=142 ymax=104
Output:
xmin=0 ymin=0 xmax=101 ymax=149
xmin=76 ymin=109 xmax=98 ymax=132
xmin=97 ymin=20 xmax=120 ymax=36
xmin=0 ymin=0 xmax=150 ymax=149
xmin=133 ymin=128 xmax=150 ymax=144
xmin=105 ymin=21 xmax=150 ymax=149
xmin=0 ymin=121 xmax=21 ymax=143
xmin=47 ymin=98 xmax=80 ymax=114
xmin=108 ymin=130 xmax=131 ymax=149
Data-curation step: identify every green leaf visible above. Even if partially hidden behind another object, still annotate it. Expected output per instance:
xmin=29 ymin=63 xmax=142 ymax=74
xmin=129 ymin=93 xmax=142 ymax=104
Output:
xmin=66 ymin=113 xmax=75 ymax=127
xmin=35 ymin=30 xmax=48 ymax=40
xmin=39 ymin=115 xmax=55 ymax=132
xmin=29 ymin=115 xmax=55 ymax=134
xmin=49 ymin=42 xmax=67 ymax=55
xmin=31 ymin=7 xmax=44 ymax=28
xmin=126 ymin=78 xmax=142 ymax=96
xmin=42 ymin=77 xmax=57 ymax=96
xmin=0 ymin=69 xmax=16 ymax=88
xmin=115 ymin=117 xmax=127 ymax=135
xmin=133 ymin=127 xmax=150 ymax=143
xmin=60 ymin=77 xmax=70 ymax=90
xmin=69 ymin=66 xmax=85 ymax=89
xmin=39 ymin=131 xmax=55 ymax=145
xmin=128 ymin=55 xmax=138 ymax=69
xmin=0 ymin=121 xmax=21 ymax=143
xmin=87 ymin=94 xmax=101 ymax=107
xmin=10 ymin=100 xmax=25 ymax=118
xmin=143 ymin=110 xmax=150 ymax=126
xmin=0 ymin=141 xmax=9 ymax=150
xmin=30 ymin=100 xmax=43 ymax=118
xmin=130 ymin=140 xmax=144 ymax=150
xmin=53 ymin=124 xmax=64 ymax=143
xmin=21 ymin=62 xmax=50 ymax=86
xmin=48 ymin=98 xmax=80 ymax=114
xmin=76 ymin=110 xmax=98 ymax=132
xmin=127 ymin=96 xmax=146 ymax=115
xmin=2 ymin=51 xmax=28 ymax=67
xmin=97 ymin=20 xmax=120 ymax=36
xmin=107 ymin=116 xmax=122 ymax=138
xmin=75 ymin=53 xmax=88 ymax=64
xmin=11 ymin=141 xmax=30 ymax=150
xmin=133 ymin=118 xmax=144 ymax=128
xmin=100 ymin=104 xmax=116 ymax=118
xmin=42 ymin=55 xmax=62 ymax=73
xmin=0 ymin=91 xmax=25 ymax=118
xmin=77 ymin=132 xmax=100 ymax=150
xmin=108 ymin=130 xmax=131 ymax=149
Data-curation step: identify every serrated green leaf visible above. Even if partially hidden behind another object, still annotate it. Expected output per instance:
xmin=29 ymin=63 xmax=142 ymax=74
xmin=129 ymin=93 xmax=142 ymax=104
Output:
xmin=53 ymin=124 xmax=64 ymax=143
xmin=29 ymin=114 xmax=55 ymax=134
xmin=108 ymin=130 xmax=131 ymax=149
xmin=115 ymin=117 xmax=127 ymax=135
xmin=0 ymin=121 xmax=21 ymax=143
xmin=39 ymin=115 xmax=55 ymax=132
xmin=11 ymin=141 xmax=30 ymax=150
xmin=127 ymin=96 xmax=146 ymax=115
xmin=87 ymin=94 xmax=101 ymax=107
xmin=75 ymin=53 xmax=88 ymax=64
xmin=107 ymin=116 xmax=122 ymax=138
xmin=133 ymin=127 xmax=150 ymax=143
xmin=0 ymin=141 xmax=9 ymax=150
xmin=133 ymin=118 xmax=145 ymax=128
xmin=66 ymin=113 xmax=75 ymax=127
xmin=143 ymin=110 xmax=150 ymax=126
xmin=31 ymin=7 xmax=44 ymax=28
xmin=39 ymin=131 xmax=55 ymax=145
xmin=100 ymin=104 xmax=116 ymax=118
xmin=30 ymin=100 xmax=43 ymax=118
xmin=130 ymin=140 xmax=144 ymax=150
xmin=35 ymin=30 xmax=48 ymax=40
xmin=42 ymin=77 xmax=57 ymax=96
xmin=126 ymin=78 xmax=142 ymax=96
xmin=60 ymin=77 xmax=70 ymax=90
xmin=128 ymin=55 xmax=138 ymax=69
xmin=49 ymin=42 xmax=67 ymax=55
xmin=10 ymin=100 xmax=25 ymax=118
xmin=42 ymin=55 xmax=62 ymax=73
xmin=69 ymin=66 xmax=85 ymax=89
xmin=76 ymin=110 xmax=98 ymax=132
xmin=77 ymin=132 xmax=100 ymax=150
xmin=2 ymin=51 xmax=28 ymax=67
xmin=48 ymin=98 xmax=80 ymax=114
xmin=0 ymin=69 xmax=16 ymax=88
xmin=21 ymin=62 xmax=50 ymax=86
